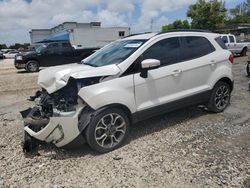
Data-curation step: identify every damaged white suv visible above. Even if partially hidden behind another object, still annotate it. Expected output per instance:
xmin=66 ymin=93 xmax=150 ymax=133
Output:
xmin=21 ymin=30 xmax=234 ymax=153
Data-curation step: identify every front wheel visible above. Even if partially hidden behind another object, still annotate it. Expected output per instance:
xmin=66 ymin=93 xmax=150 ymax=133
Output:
xmin=206 ymin=81 xmax=231 ymax=113
xmin=26 ymin=60 xmax=39 ymax=72
xmin=85 ymin=108 xmax=130 ymax=153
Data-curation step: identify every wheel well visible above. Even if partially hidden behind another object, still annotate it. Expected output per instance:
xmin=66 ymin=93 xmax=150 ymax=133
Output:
xmin=26 ymin=59 xmax=40 ymax=65
xmin=242 ymin=47 xmax=248 ymax=52
xmin=101 ymin=103 xmax=133 ymax=123
xmin=217 ymin=77 xmax=233 ymax=91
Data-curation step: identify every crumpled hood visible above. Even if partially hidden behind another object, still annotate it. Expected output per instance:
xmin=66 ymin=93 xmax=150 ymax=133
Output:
xmin=38 ymin=63 xmax=120 ymax=94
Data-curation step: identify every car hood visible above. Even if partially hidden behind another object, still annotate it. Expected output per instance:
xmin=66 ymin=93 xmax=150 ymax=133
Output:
xmin=38 ymin=63 xmax=121 ymax=94
xmin=19 ymin=51 xmax=36 ymax=56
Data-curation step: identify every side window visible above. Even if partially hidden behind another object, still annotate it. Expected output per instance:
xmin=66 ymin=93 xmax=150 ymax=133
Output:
xmin=142 ymin=37 xmax=180 ymax=66
xmin=61 ymin=42 xmax=72 ymax=52
xmin=181 ymin=36 xmax=215 ymax=61
xmin=62 ymin=43 xmax=71 ymax=48
xmin=123 ymin=57 xmax=141 ymax=76
xmin=229 ymin=36 xmax=235 ymax=43
xmin=221 ymin=36 xmax=228 ymax=43
xmin=47 ymin=43 xmax=60 ymax=53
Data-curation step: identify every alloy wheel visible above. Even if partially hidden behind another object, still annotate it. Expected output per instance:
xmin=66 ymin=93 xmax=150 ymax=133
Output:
xmin=94 ymin=113 xmax=126 ymax=149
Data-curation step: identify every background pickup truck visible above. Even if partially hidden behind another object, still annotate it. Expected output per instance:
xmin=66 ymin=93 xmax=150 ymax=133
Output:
xmin=15 ymin=41 xmax=98 ymax=72
xmin=221 ymin=34 xmax=250 ymax=56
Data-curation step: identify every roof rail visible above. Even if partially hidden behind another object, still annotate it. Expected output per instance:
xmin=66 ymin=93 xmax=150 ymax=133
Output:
xmin=158 ymin=29 xmax=212 ymax=35
xmin=124 ymin=32 xmax=153 ymax=38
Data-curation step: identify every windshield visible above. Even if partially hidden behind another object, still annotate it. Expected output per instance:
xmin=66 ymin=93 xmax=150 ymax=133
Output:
xmin=82 ymin=39 xmax=147 ymax=67
xmin=35 ymin=44 xmax=48 ymax=53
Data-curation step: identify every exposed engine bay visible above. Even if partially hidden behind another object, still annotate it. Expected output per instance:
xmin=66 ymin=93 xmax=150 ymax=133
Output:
xmin=21 ymin=77 xmax=103 ymax=152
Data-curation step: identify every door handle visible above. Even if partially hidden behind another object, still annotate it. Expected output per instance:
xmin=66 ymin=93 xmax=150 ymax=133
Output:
xmin=210 ymin=60 xmax=216 ymax=67
xmin=172 ymin=69 xmax=182 ymax=76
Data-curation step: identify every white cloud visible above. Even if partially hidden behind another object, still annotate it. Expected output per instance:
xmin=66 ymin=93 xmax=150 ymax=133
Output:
xmin=0 ymin=0 xmax=236 ymax=45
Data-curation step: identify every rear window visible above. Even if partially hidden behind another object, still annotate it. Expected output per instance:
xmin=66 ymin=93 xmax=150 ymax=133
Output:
xmin=215 ymin=37 xmax=227 ymax=49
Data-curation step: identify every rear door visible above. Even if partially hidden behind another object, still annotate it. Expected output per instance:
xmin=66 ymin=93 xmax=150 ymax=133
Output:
xmin=178 ymin=36 xmax=216 ymax=97
xmin=60 ymin=42 xmax=75 ymax=64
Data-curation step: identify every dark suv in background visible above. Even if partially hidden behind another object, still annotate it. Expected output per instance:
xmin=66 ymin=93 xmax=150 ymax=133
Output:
xmin=15 ymin=41 xmax=98 ymax=72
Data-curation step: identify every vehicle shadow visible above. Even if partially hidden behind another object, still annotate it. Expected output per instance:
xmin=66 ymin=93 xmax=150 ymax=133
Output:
xmin=17 ymin=69 xmax=41 ymax=74
xmin=129 ymin=106 xmax=207 ymax=141
xmin=24 ymin=106 xmax=208 ymax=159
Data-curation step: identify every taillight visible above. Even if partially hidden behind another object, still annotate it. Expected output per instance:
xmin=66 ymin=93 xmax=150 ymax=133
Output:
xmin=229 ymin=53 xmax=234 ymax=64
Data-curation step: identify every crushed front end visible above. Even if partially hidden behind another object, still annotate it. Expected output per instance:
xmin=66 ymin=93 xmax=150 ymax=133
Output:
xmin=21 ymin=80 xmax=86 ymax=152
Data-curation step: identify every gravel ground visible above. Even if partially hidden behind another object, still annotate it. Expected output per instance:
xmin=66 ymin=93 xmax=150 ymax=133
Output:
xmin=0 ymin=57 xmax=249 ymax=187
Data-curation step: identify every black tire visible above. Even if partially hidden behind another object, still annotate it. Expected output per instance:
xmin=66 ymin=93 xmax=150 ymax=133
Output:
xmin=22 ymin=130 xmax=37 ymax=152
xmin=247 ymin=62 xmax=250 ymax=76
xmin=207 ymin=81 xmax=231 ymax=113
xmin=241 ymin=47 xmax=247 ymax=56
xmin=85 ymin=108 xmax=130 ymax=153
xmin=25 ymin=60 xmax=39 ymax=72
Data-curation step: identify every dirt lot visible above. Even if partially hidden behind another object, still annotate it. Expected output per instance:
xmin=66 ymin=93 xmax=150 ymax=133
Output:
xmin=0 ymin=57 xmax=249 ymax=188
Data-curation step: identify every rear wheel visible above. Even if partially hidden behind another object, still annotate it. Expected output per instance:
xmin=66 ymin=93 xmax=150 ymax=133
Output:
xmin=26 ymin=60 xmax=39 ymax=72
xmin=207 ymin=81 xmax=231 ymax=113
xmin=85 ymin=108 xmax=130 ymax=153
xmin=247 ymin=62 xmax=250 ymax=76
xmin=241 ymin=47 xmax=247 ymax=56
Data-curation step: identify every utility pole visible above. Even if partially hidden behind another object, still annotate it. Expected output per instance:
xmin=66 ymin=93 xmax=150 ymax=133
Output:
xmin=239 ymin=2 xmax=243 ymax=15
xmin=150 ymin=19 xmax=153 ymax=32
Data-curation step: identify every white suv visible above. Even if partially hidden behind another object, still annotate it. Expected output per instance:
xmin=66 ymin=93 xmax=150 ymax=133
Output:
xmin=21 ymin=30 xmax=234 ymax=153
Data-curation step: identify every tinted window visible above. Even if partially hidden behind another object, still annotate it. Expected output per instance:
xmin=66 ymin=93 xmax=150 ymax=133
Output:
xmin=47 ymin=43 xmax=59 ymax=49
xmin=47 ymin=43 xmax=60 ymax=53
xmin=221 ymin=36 xmax=228 ymax=43
xmin=181 ymin=36 xmax=215 ymax=61
xmin=142 ymin=37 xmax=180 ymax=66
xmin=62 ymin=43 xmax=71 ymax=48
xmin=229 ymin=36 xmax=235 ymax=43
xmin=215 ymin=37 xmax=227 ymax=49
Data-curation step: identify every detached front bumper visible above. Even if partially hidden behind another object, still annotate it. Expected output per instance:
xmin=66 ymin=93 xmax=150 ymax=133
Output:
xmin=22 ymin=104 xmax=85 ymax=148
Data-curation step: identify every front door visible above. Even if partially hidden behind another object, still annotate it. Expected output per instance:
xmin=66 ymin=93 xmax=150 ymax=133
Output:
xmin=134 ymin=37 xmax=183 ymax=113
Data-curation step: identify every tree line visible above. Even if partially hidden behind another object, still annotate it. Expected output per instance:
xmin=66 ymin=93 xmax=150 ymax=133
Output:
xmin=162 ymin=0 xmax=250 ymax=31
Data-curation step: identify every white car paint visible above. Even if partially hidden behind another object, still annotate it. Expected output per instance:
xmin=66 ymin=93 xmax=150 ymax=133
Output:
xmin=3 ymin=51 xmax=19 ymax=58
xmin=38 ymin=63 xmax=120 ymax=94
xmin=25 ymin=31 xmax=233 ymax=148
xmin=221 ymin=34 xmax=250 ymax=55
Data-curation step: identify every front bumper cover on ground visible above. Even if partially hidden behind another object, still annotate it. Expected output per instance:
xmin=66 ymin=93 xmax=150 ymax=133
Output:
xmin=21 ymin=104 xmax=85 ymax=148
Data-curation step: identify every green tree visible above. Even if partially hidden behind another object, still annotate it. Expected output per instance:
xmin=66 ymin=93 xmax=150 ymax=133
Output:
xmin=0 ymin=44 xmax=7 ymax=50
xmin=187 ymin=0 xmax=226 ymax=31
xmin=162 ymin=19 xmax=190 ymax=31
xmin=9 ymin=43 xmax=30 ymax=49
xmin=227 ymin=0 xmax=250 ymax=25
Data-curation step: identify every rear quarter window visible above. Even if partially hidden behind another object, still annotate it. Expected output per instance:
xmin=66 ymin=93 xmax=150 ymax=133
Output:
xmin=215 ymin=37 xmax=227 ymax=49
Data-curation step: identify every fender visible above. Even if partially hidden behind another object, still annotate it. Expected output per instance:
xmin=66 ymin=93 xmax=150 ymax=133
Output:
xmin=207 ymin=62 xmax=233 ymax=89
xmin=78 ymin=75 xmax=137 ymax=113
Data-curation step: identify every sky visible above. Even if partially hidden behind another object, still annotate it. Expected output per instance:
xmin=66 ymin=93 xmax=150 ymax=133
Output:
xmin=0 ymin=0 xmax=245 ymax=45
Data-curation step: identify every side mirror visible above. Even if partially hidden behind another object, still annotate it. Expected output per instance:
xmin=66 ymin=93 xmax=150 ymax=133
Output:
xmin=140 ymin=59 xmax=160 ymax=78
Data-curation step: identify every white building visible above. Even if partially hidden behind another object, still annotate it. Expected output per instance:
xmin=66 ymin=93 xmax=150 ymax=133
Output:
xmin=29 ymin=22 xmax=130 ymax=48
